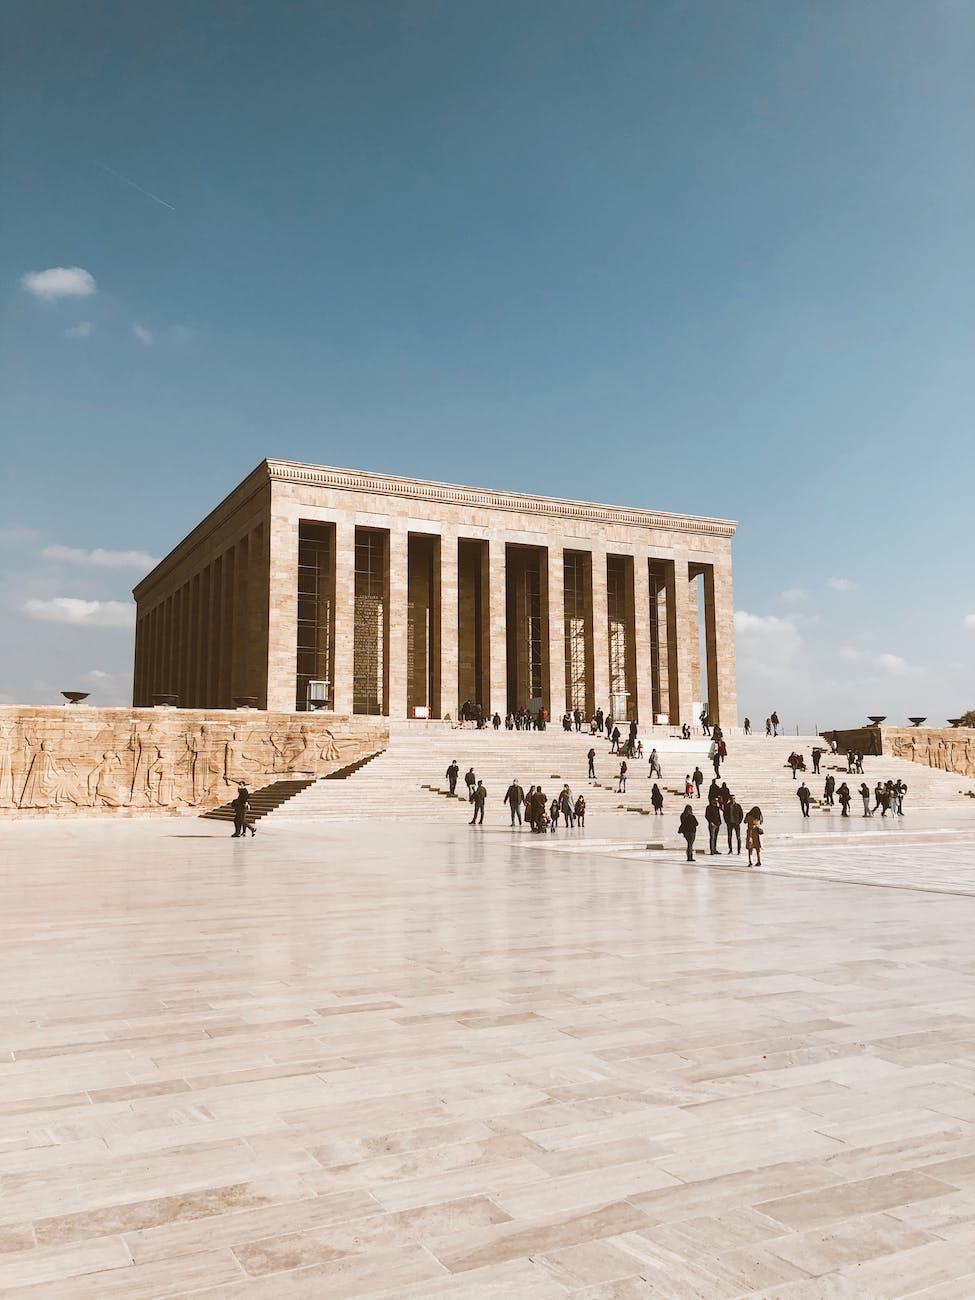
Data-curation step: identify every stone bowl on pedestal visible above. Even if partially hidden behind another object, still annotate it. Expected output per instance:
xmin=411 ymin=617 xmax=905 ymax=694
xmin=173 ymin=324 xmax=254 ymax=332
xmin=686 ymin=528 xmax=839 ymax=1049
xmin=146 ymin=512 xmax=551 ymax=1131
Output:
xmin=867 ymin=716 xmax=887 ymax=727
xmin=908 ymin=716 xmax=927 ymax=727
xmin=151 ymin=693 xmax=179 ymax=708
xmin=61 ymin=691 xmax=90 ymax=705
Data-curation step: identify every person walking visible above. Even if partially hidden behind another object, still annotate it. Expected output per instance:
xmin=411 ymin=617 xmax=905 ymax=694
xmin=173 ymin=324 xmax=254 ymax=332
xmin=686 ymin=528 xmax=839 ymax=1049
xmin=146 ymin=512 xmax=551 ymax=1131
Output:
xmin=896 ymin=782 xmax=907 ymax=815
xmin=651 ymin=783 xmax=664 ymax=815
xmin=693 ymin=766 xmax=704 ymax=798
xmin=824 ymin=774 xmax=835 ymax=807
xmin=745 ymin=806 xmax=764 ymax=866
xmin=771 ymin=711 xmax=780 ymax=737
xmin=679 ymin=805 xmax=698 ymax=862
xmin=560 ymin=784 xmax=575 ymax=827
xmin=797 ymin=781 xmax=811 ymax=817
xmin=705 ymin=797 xmax=722 ymax=854
xmin=525 ymin=784 xmax=537 ymax=830
xmin=587 ymin=747 xmax=596 ymax=779
xmin=532 ymin=787 xmax=548 ymax=832
xmin=709 ymin=738 xmax=721 ymax=778
xmin=464 ymin=766 xmax=477 ymax=802
xmin=811 ymin=746 xmax=823 ymax=774
xmin=231 ymin=784 xmax=256 ymax=837
xmin=859 ymin=781 xmax=872 ymax=816
xmin=684 ymin=773 xmax=695 ymax=798
xmin=469 ymin=780 xmax=487 ymax=825
xmin=743 ymin=717 xmax=751 ymax=735
xmin=765 ymin=717 xmax=772 ymax=737
xmin=610 ymin=725 xmax=621 ymax=754
xmin=549 ymin=795 xmax=560 ymax=830
xmin=574 ymin=793 xmax=586 ymax=826
xmin=503 ymin=778 xmax=524 ymax=826
xmin=648 ymin=747 xmax=662 ymax=778
xmin=838 ymin=782 xmax=852 ymax=817
xmin=725 ymin=794 xmax=743 ymax=853
xmin=446 ymin=760 xmax=459 ymax=795
xmin=700 ymin=708 xmax=711 ymax=736
xmin=617 ymin=760 xmax=628 ymax=793
xmin=492 ymin=711 xmax=501 ymax=731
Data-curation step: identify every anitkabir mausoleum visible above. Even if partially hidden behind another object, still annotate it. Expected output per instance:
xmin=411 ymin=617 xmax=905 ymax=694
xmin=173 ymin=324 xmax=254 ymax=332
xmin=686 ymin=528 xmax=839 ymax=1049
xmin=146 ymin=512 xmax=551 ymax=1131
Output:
xmin=132 ymin=460 xmax=738 ymax=726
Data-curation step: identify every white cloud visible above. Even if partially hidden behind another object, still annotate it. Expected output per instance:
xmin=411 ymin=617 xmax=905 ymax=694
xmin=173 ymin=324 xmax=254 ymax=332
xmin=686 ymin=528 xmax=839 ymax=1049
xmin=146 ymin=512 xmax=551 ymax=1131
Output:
xmin=23 ymin=598 xmax=135 ymax=628
xmin=875 ymin=652 xmax=922 ymax=678
xmin=827 ymin=577 xmax=857 ymax=592
xmin=64 ymin=320 xmax=93 ymax=339
xmin=781 ymin=587 xmax=806 ymax=603
xmin=964 ymin=614 xmax=975 ymax=630
xmin=132 ymin=322 xmax=153 ymax=346
xmin=734 ymin=610 xmax=802 ymax=667
xmin=21 ymin=266 xmax=97 ymax=300
xmin=42 ymin=544 xmax=159 ymax=570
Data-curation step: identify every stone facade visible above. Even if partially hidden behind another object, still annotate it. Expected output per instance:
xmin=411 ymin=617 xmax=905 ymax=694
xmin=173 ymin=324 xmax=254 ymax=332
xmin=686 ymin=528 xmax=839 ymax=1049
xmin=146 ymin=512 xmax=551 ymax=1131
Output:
xmin=825 ymin=726 xmax=975 ymax=780
xmin=0 ymin=707 xmax=387 ymax=817
xmin=133 ymin=461 xmax=738 ymax=726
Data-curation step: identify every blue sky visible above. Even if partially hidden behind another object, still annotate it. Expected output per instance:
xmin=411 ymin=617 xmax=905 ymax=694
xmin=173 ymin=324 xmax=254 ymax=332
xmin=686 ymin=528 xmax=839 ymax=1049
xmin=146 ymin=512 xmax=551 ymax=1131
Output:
xmin=2 ymin=0 xmax=973 ymax=729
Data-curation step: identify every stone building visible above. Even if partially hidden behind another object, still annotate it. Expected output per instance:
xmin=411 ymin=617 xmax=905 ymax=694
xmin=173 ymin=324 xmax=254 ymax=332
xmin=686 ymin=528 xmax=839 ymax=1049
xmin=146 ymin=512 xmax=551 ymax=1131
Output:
xmin=132 ymin=460 xmax=738 ymax=725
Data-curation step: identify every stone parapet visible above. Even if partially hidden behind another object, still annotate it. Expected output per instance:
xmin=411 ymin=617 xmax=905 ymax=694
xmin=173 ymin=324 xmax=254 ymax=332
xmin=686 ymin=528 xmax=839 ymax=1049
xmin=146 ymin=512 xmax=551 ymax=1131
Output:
xmin=0 ymin=708 xmax=388 ymax=818
xmin=822 ymin=726 xmax=975 ymax=780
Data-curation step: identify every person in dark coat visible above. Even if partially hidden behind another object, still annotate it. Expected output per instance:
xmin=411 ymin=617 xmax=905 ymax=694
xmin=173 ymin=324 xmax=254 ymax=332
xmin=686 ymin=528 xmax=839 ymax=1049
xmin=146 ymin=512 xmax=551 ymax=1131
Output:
xmin=811 ymin=746 xmax=823 ymax=774
xmin=824 ymin=774 xmax=835 ymax=806
xmin=724 ymin=795 xmax=743 ymax=853
xmin=705 ymin=798 xmax=722 ymax=854
xmin=231 ymin=784 xmax=255 ymax=837
xmin=837 ymin=782 xmax=852 ymax=817
xmin=574 ymin=794 xmax=586 ymax=826
xmin=559 ymin=785 xmax=575 ymax=827
xmin=693 ymin=766 xmax=704 ymax=798
xmin=648 ymin=748 xmax=662 ymax=778
xmin=797 ymin=781 xmax=811 ymax=817
xmin=469 ymin=780 xmax=487 ymax=825
xmin=587 ymin=747 xmax=596 ymax=779
xmin=503 ymin=779 xmax=524 ymax=826
xmin=465 ymin=767 xmax=477 ymax=802
xmin=679 ymin=805 xmax=698 ymax=862
xmin=446 ymin=761 xmax=459 ymax=796
xmin=651 ymin=783 xmax=664 ymax=815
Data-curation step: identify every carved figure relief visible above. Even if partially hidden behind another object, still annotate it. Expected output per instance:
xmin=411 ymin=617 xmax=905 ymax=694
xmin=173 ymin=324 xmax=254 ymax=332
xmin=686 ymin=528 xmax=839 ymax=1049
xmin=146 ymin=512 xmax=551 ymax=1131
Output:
xmin=88 ymin=752 xmax=126 ymax=807
xmin=0 ymin=727 xmax=14 ymax=807
xmin=20 ymin=741 xmax=83 ymax=809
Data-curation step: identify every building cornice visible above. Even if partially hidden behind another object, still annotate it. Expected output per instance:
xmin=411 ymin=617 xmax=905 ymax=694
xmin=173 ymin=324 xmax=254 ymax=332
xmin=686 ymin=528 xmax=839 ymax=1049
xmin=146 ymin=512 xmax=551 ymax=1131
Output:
xmin=267 ymin=460 xmax=737 ymax=538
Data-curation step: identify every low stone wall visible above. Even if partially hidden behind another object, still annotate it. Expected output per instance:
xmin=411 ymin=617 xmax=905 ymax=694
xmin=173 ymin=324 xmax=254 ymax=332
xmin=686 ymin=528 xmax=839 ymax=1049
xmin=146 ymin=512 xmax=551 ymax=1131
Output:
xmin=823 ymin=726 xmax=975 ymax=779
xmin=0 ymin=708 xmax=389 ymax=817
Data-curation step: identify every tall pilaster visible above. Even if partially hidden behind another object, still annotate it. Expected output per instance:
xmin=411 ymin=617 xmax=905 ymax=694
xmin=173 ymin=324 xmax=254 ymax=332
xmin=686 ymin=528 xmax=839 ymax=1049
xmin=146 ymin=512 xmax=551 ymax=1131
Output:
xmin=265 ymin=513 xmax=299 ymax=713
xmin=589 ymin=548 xmax=610 ymax=714
xmin=704 ymin=562 xmax=737 ymax=726
xmin=332 ymin=518 xmax=356 ymax=715
xmin=437 ymin=529 xmax=458 ymax=720
xmin=545 ymin=542 xmax=566 ymax=720
xmin=632 ymin=555 xmax=654 ymax=725
xmin=487 ymin=538 xmax=507 ymax=716
xmin=386 ymin=526 xmax=409 ymax=719
xmin=667 ymin=558 xmax=696 ymax=725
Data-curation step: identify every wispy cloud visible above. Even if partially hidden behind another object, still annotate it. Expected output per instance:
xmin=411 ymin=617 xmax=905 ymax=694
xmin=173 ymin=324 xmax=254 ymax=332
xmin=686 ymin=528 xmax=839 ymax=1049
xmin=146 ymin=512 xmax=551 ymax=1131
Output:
xmin=839 ymin=646 xmax=922 ymax=677
xmin=96 ymin=162 xmax=175 ymax=211
xmin=781 ymin=587 xmax=806 ymax=604
xmin=827 ymin=577 xmax=857 ymax=592
xmin=21 ymin=267 xmax=97 ymax=300
xmin=132 ymin=323 xmax=153 ymax=346
xmin=964 ymin=614 xmax=975 ymax=630
xmin=23 ymin=597 xmax=135 ymax=628
xmin=42 ymin=544 xmax=159 ymax=570
xmin=64 ymin=321 xmax=93 ymax=339
xmin=0 ymin=524 xmax=38 ymax=547
xmin=734 ymin=610 xmax=802 ymax=671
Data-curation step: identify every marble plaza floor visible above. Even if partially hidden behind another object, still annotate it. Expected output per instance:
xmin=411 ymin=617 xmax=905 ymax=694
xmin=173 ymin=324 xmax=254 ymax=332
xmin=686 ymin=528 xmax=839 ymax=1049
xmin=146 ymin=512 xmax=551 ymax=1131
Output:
xmin=2 ymin=810 xmax=975 ymax=1297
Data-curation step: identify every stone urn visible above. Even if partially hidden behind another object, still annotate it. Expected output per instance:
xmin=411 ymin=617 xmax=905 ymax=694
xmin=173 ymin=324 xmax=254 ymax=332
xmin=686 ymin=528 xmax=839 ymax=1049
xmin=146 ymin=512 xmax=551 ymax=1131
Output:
xmin=867 ymin=716 xmax=887 ymax=727
xmin=151 ymin=693 xmax=179 ymax=707
xmin=908 ymin=716 xmax=927 ymax=727
xmin=947 ymin=718 xmax=962 ymax=728
xmin=61 ymin=691 xmax=90 ymax=705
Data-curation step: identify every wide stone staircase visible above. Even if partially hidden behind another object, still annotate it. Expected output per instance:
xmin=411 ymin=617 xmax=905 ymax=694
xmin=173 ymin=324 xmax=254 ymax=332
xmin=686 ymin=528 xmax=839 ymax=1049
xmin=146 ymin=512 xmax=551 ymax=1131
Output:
xmin=265 ymin=725 xmax=975 ymax=824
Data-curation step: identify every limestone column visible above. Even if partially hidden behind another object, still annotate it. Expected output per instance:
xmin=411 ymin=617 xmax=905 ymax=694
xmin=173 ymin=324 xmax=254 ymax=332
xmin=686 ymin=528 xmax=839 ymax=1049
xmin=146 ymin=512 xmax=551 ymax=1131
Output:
xmin=332 ymin=519 xmax=356 ymax=715
xmin=632 ymin=555 xmax=654 ymax=726
xmin=703 ymin=561 xmax=737 ymax=726
xmin=487 ymin=538 xmax=507 ymax=716
xmin=437 ymin=528 xmax=458 ymax=720
xmin=589 ymin=548 xmax=610 ymax=714
xmin=265 ymin=514 xmax=299 ymax=712
xmin=386 ymin=526 xmax=409 ymax=719
xmin=667 ymin=558 xmax=695 ymax=726
xmin=545 ymin=542 xmax=566 ymax=720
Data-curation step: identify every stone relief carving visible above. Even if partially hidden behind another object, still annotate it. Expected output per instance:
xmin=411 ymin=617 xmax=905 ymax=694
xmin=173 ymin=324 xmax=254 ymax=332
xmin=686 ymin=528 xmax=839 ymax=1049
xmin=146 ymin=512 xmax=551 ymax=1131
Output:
xmin=887 ymin=729 xmax=975 ymax=780
xmin=1 ymin=708 xmax=386 ymax=816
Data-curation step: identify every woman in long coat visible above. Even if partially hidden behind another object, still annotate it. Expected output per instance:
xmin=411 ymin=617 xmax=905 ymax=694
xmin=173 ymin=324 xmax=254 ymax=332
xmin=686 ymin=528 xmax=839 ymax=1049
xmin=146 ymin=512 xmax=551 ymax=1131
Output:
xmin=678 ymin=805 xmax=698 ymax=862
xmin=745 ymin=806 xmax=764 ymax=866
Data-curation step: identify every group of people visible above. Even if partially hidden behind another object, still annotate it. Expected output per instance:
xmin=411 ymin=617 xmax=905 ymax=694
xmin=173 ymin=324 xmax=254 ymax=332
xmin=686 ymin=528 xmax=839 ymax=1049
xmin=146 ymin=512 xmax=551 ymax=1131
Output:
xmin=679 ymin=796 xmax=764 ymax=866
xmin=445 ymin=760 xmax=587 ymax=830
